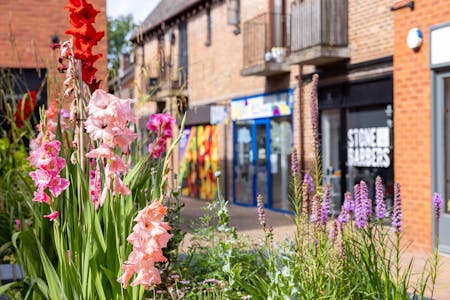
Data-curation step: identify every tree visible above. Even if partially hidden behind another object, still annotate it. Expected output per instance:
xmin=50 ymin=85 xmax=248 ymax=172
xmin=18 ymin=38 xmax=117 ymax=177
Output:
xmin=107 ymin=15 xmax=136 ymax=79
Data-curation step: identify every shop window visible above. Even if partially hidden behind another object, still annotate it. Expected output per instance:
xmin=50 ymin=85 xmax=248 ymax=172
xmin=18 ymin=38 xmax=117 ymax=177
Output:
xmin=346 ymin=106 xmax=394 ymax=213
xmin=321 ymin=109 xmax=342 ymax=214
xmin=270 ymin=117 xmax=292 ymax=210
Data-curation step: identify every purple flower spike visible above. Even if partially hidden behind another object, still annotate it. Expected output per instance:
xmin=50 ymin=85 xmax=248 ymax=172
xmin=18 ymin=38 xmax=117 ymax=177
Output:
xmin=257 ymin=194 xmax=266 ymax=227
xmin=375 ymin=176 xmax=387 ymax=219
xmin=338 ymin=192 xmax=352 ymax=224
xmin=360 ymin=180 xmax=372 ymax=220
xmin=321 ymin=184 xmax=331 ymax=225
xmin=291 ymin=148 xmax=299 ymax=176
xmin=354 ymin=183 xmax=368 ymax=228
xmin=433 ymin=192 xmax=443 ymax=222
xmin=303 ymin=172 xmax=315 ymax=193
xmin=392 ymin=183 xmax=402 ymax=232
xmin=310 ymin=74 xmax=320 ymax=153
xmin=310 ymin=194 xmax=321 ymax=224
xmin=329 ymin=221 xmax=338 ymax=244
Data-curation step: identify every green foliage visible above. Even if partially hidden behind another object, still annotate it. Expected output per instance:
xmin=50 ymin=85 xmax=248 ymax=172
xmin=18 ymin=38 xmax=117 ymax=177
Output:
xmin=0 ymin=71 xmax=36 ymax=264
xmin=107 ymin=14 xmax=136 ymax=79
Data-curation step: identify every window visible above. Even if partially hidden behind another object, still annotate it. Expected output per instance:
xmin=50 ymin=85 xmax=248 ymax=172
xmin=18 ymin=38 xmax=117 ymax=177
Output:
xmin=178 ymin=20 xmax=188 ymax=84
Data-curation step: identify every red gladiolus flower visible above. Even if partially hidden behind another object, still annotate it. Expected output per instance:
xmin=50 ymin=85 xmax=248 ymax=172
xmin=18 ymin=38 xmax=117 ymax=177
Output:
xmin=15 ymin=91 xmax=37 ymax=128
xmin=65 ymin=0 xmax=104 ymax=91
xmin=65 ymin=0 xmax=99 ymax=24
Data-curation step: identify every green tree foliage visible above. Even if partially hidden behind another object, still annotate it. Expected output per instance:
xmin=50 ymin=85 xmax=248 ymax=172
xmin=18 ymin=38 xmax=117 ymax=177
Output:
xmin=107 ymin=15 xmax=136 ymax=79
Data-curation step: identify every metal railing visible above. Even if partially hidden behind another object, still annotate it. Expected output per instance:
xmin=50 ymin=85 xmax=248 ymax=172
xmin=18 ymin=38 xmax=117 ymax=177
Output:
xmin=243 ymin=13 xmax=290 ymax=69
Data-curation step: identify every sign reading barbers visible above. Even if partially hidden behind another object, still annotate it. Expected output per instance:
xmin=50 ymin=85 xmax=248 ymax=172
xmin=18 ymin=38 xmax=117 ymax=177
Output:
xmin=347 ymin=127 xmax=391 ymax=168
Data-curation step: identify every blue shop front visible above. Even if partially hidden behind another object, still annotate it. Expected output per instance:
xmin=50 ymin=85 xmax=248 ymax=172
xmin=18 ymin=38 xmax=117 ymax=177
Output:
xmin=231 ymin=89 xmax=294 ymax=212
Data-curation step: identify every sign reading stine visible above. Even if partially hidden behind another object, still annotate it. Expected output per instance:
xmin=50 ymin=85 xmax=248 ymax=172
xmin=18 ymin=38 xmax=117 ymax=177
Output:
xmin=347 ymin=127 xmax=391 ymax=168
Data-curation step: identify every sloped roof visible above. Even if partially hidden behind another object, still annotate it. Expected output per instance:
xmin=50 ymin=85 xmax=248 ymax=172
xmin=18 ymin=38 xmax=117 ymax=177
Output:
xmin=130 ymin=0 xmax=203 ymax=42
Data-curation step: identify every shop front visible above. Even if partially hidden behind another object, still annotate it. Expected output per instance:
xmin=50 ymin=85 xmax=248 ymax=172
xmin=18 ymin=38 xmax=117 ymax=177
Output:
xmin=231 ymin=90 xmax=293 ymax=211
xmin=431 ymin=22 xmax=450 ymax=253
xmin=319 ymin=78 xmax=394 ymax=214
xmin=178 ymin=106 xmax=220 ymax=201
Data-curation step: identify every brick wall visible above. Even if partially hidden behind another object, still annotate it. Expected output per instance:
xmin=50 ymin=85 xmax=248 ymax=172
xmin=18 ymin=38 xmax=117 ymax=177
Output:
xmin=393 ymin=0 xmax=450 ymax=252
xmin=0 ymin=0 xmax=108 ymax=89
xmin=349 ymin=0 xmax=394 ymax=63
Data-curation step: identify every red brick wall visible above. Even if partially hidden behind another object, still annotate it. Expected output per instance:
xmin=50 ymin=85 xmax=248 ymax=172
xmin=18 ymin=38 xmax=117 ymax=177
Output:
xmin=393 ymin=0 xmax=450 ymax=252
xmin=0 ymin=0 xmax=107 ymax=89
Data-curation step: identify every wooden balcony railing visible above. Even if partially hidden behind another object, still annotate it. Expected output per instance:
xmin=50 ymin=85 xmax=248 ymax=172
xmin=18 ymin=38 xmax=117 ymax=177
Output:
xmin=290 ymin=0 xmax=349 ymax=65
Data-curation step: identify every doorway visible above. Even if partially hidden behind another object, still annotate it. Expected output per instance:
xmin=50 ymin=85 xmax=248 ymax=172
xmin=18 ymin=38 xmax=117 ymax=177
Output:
xmin=433 ymin=72 xmax=450 ymax=253
xmin=233 ymin=117 xmax=292 ymax=210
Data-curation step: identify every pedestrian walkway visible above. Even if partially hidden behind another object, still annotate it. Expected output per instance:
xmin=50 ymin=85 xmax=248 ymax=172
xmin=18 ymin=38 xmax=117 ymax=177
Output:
xmin=180 ymin=197 xmax=450 ymax=299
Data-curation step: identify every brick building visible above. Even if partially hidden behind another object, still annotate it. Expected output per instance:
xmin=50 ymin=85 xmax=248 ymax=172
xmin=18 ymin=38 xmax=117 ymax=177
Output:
xmin=392 ymin=0 xmax=450 ymax=252
xmin=0 ymin=0 xmax=107 ymax=106
xmin=131 ymin=0 xmax=446 ymax=252
xmin=132 ymin=0 xmax=394 ymax=220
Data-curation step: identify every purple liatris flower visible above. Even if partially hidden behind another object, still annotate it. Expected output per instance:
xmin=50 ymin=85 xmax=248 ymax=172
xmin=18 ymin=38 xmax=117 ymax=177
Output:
xmin=343 ymin=191 xmax=355 ymax=213
xmin=303 ymin=172 xmax=315 ymax=193
xmin=354 ymin=183 xmax=368 ymax=228
xmin=375 ymin=176 xmax=386 ymax=219
xmin=257 ymin=194 xmax=266 ymax=227
xmin=433 ymin=192 xmax=443 ymax=222
xmin=360 ymin=180 xmax=371 ymax=218
xmin=321 ymin=184 xmax=331 ymax=225
xmin=329 ymin=220 xmax=338 ymax=244
xmin=392 ymin=183 xmax=402 ymax=232
xmin=291 ymin=148 xmax=299 ymax=177
xmin=338 ymin=192 xmax=352 ymax=224
xmin=310 ymin=74 xmax=320 ymax=154
xmin=310 ymin=194 xmax=321 ymax=224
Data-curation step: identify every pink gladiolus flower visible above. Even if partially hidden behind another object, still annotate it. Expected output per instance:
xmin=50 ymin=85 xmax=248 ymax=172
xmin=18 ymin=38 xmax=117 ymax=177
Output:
xmin=44 ymin=211 xmax=59 ymax=221
xmin=41 ymin=157 xmax=66 ymax=175
xmin=33 ymin=190 xmax=50 ymax=203
xmin=86 ymin=144 xmax=114 ymax=159
xmin=48 ymin=176 xmax=70 ymax=198
xmin=28 ymin=103 xmax=70 ymax=220
xmin=42 ymin=140 xmax=61 ymax=156
xmin=30 ymin=169 xmax=52 ymax=188
xmin=113 ymin=175 xmax=131 ymax=196
xmin=90 ymin=167 xmax=102 ymax=209
xmin=117 ymin=201 xmax=172 ymax=289
xmin=109 ymin=154 xmax=128 ymax=173
xmin=146 ymin=113 xmax=175 ymax=159
xmin=85 ymin=90 xmax=137 ymax=203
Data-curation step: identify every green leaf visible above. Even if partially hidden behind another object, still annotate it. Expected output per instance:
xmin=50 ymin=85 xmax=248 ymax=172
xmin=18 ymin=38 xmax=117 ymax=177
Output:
xmin=36 ymin=237 xmax=67 ymax=300
xmin=0 ymin=282 xmax=17 ymax=296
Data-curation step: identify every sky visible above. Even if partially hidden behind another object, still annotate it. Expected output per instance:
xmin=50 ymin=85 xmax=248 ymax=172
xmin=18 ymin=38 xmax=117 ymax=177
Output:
xmin=106 ymin=0 xmax=161 ymax=24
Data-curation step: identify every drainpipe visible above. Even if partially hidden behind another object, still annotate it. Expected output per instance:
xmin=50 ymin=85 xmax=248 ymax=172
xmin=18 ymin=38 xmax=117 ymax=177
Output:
xmin=298 ymin=64 xmax=305 ymax=178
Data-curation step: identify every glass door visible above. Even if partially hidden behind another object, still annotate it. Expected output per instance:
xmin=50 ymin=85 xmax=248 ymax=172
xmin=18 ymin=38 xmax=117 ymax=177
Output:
xmin=254 ymin=119 xmax=271 ymax=207
xmin=434 ymin=73 xmax=450 ymax=253
xmin=233 ymin=119 xmax=272 ymax=207
xmin=234 ymin=122 xmax=253 ymax=205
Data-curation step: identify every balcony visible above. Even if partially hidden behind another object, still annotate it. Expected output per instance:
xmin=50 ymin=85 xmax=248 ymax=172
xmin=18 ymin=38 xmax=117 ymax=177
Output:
xmin=241 ymin=13 xmax=290 ymax=76
xmin=289 ymin=0 xmax=349 ymax=66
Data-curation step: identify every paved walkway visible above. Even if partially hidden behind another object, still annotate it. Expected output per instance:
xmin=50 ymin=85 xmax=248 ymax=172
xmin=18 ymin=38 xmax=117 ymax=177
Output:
xmin=180 ymin=197 xmax=450 ymax=299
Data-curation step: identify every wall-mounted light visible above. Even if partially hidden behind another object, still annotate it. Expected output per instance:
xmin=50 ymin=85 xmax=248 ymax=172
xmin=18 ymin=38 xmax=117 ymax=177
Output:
xmin=406 ymin=28 xmax=423 ymax=51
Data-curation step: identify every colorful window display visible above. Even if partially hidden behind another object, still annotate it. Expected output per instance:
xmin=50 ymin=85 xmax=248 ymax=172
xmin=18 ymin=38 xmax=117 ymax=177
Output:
xmin=179 ymin=125 xmax=218 ymax=200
